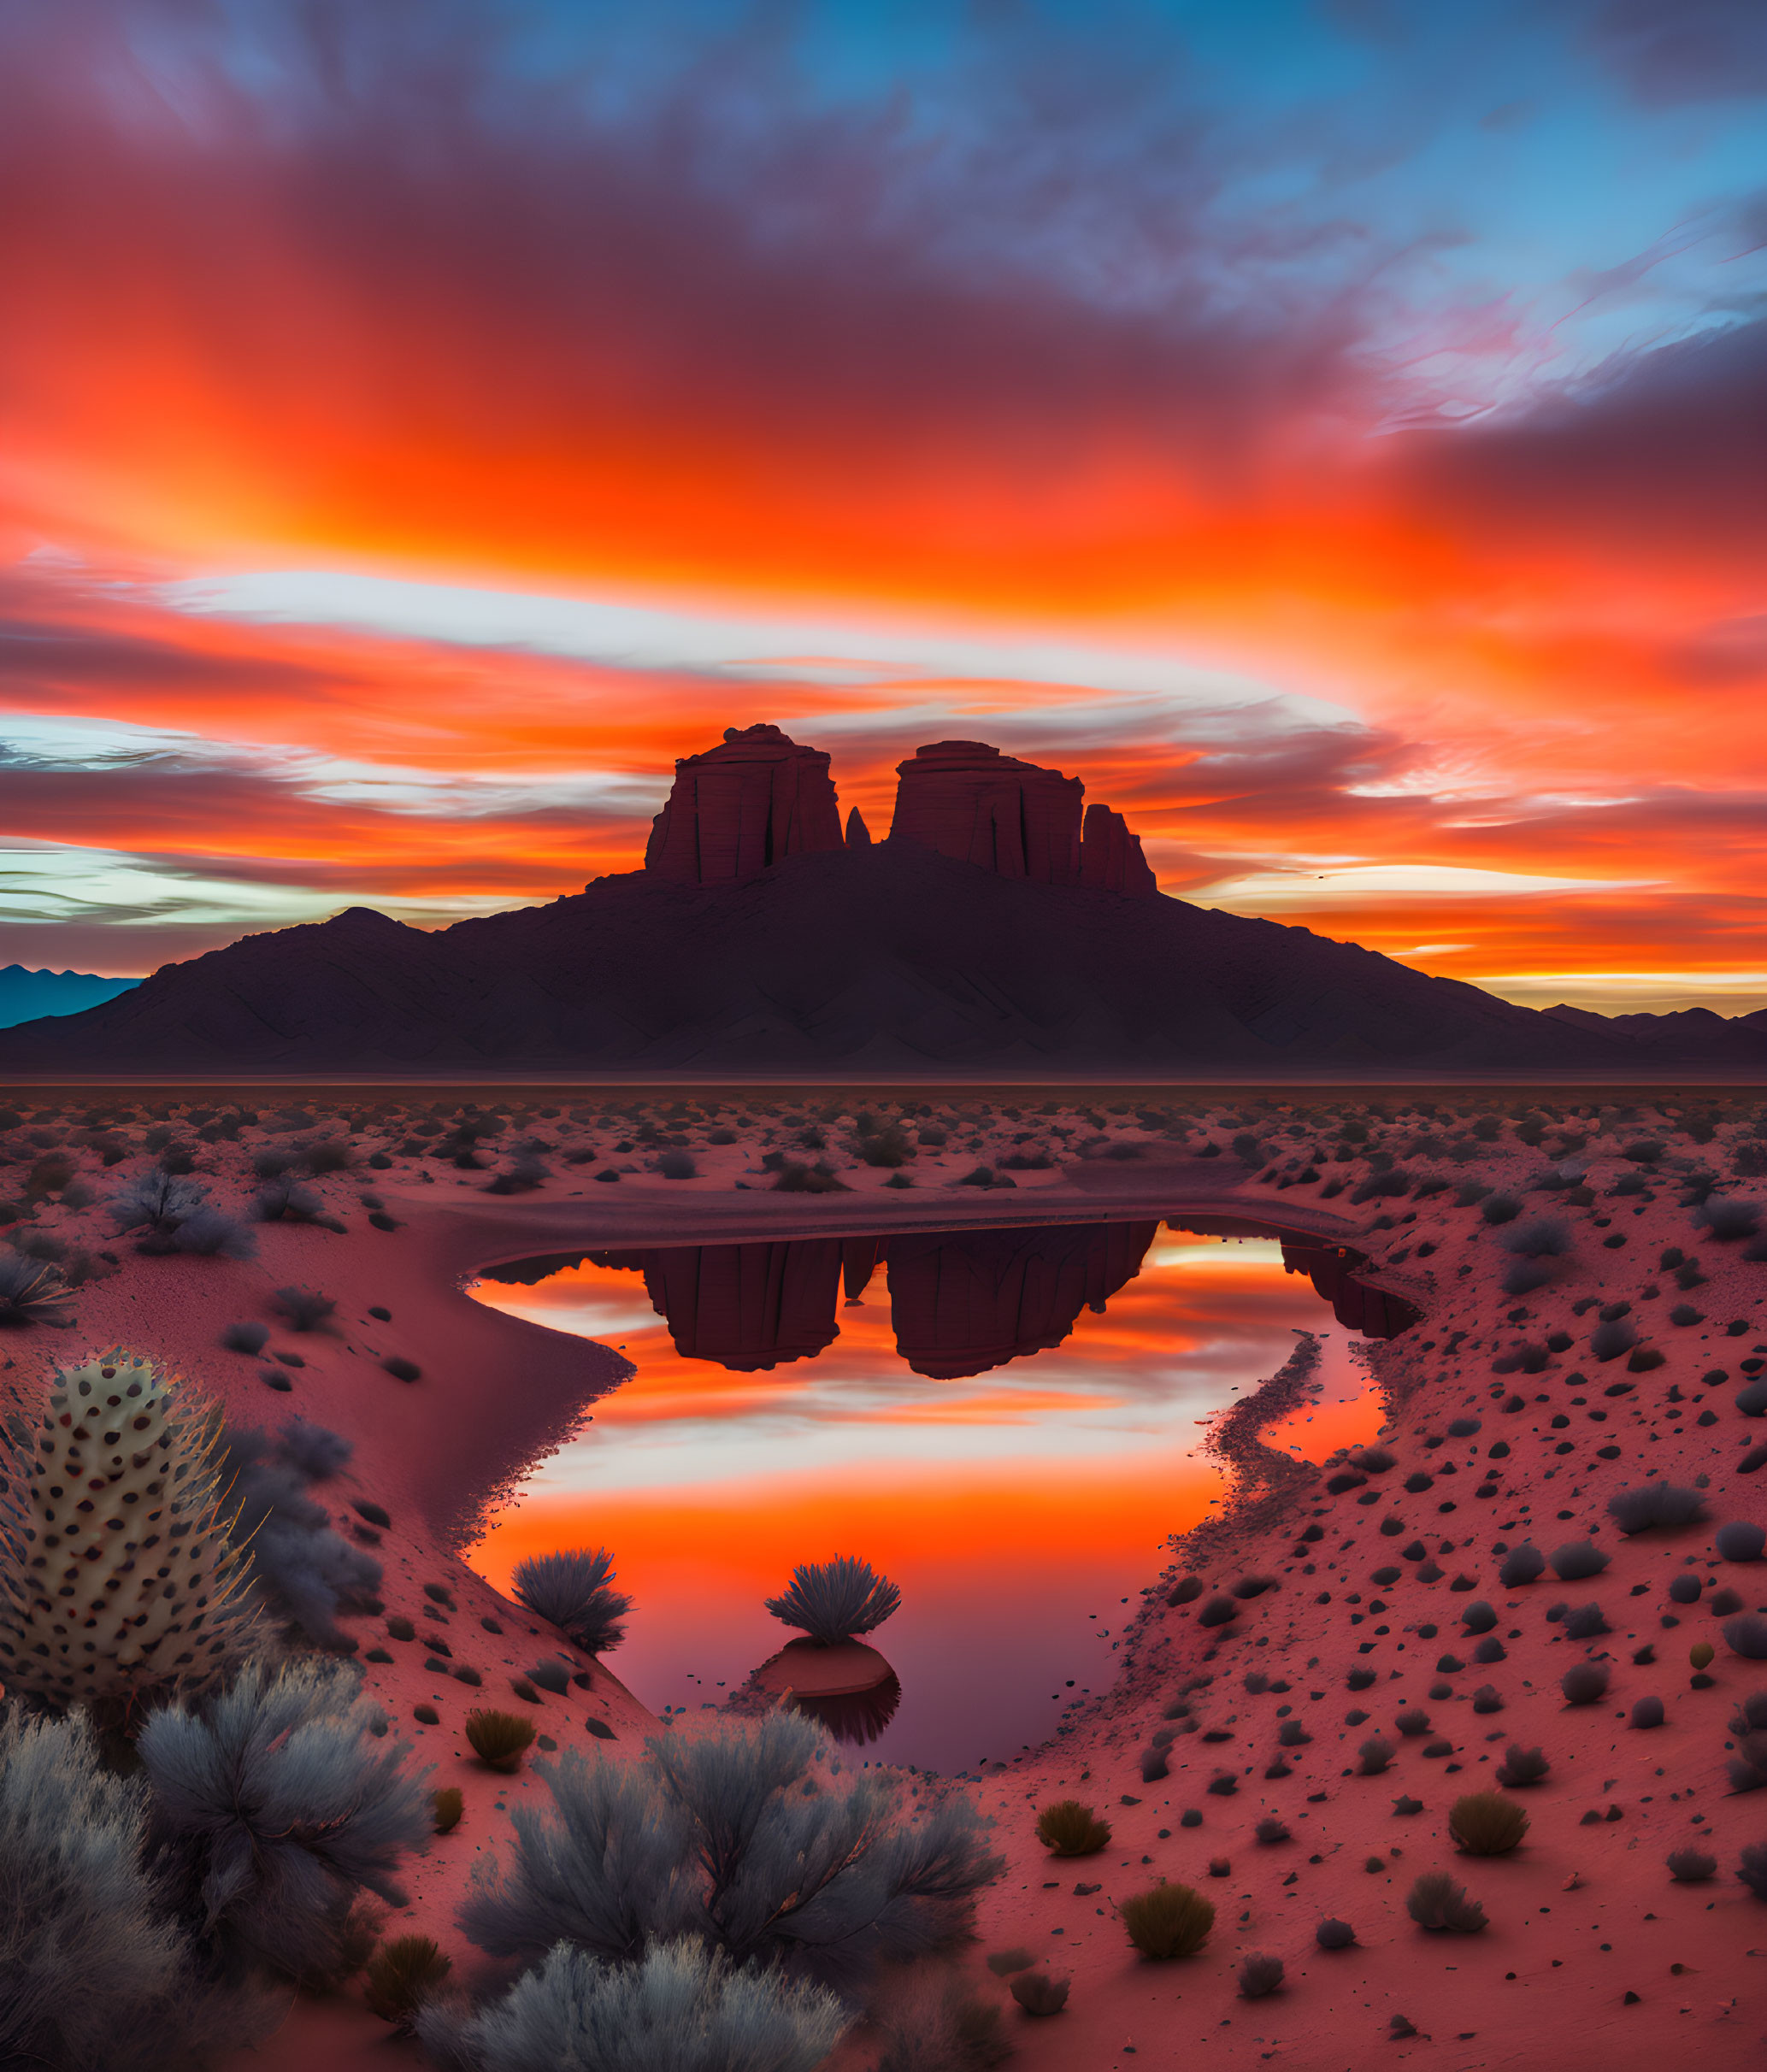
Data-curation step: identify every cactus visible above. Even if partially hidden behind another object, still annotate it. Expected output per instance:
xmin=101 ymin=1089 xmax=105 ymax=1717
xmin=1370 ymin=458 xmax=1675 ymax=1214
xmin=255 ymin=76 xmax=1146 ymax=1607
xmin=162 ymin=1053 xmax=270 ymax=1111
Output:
xmin=0 ymin=1350 xmax=257 ymax=1711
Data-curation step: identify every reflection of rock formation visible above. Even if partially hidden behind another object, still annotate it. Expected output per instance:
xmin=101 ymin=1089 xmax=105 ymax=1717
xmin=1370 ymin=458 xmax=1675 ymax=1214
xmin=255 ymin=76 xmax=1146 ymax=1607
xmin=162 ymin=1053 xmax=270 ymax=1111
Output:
xmin=645 ymin=722 xmax=844 ymax=886
xmin=884 ymin=1221 xmax=1160 ymax=1379
xmin=788 ymin=1675 xmax=902 ymax=1745
xmin=593 ymin=1239 xmax=845 ymax=1371
xmin=734 ymin=1636 xmax=902 ymax=1745
xmin=1279 ymin=1235 xmax=1417 ymax=1339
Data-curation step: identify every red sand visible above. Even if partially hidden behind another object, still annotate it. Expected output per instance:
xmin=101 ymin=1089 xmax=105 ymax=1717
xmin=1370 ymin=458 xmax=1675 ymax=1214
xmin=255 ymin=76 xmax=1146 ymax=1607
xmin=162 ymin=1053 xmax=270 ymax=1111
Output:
xmin=3 ymin=1097 xmax=1765 ymax=2069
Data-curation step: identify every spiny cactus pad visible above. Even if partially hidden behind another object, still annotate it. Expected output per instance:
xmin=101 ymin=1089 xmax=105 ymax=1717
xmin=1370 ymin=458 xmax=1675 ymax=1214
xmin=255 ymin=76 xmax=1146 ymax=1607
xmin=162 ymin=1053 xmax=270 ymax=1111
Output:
xmin=0 ymin=1350 xmax=257 ymax=1709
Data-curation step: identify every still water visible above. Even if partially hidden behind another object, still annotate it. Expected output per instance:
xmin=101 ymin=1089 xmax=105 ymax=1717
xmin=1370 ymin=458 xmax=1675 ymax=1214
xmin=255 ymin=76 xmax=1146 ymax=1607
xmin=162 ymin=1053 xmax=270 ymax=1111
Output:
xmin=467 ymin=1217 xmax=1409 ymax=1773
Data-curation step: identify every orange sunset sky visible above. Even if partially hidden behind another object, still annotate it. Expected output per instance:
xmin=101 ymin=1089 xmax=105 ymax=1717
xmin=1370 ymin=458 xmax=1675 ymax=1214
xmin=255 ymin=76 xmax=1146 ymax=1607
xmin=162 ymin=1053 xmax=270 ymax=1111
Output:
xmin=3 ymin=1 xmax=1764 ymax=1013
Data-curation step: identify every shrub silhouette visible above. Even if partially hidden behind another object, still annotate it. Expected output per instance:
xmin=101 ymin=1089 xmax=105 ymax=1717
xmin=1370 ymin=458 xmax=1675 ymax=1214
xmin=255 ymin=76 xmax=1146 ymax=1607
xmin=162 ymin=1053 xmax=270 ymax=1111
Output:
xmin=458 ymin=1712 xmax=1001 ymax=1993
xmin=1168 ymin=1575 xmax=1204 ymax=1605
xmin=1396 ymin=1709 xmax=1432 ymax=1738
xmin=222 ymin=1319 xmax=271 ymax=1355
xmin=434 ymin=1787 xmax=464 ymax=1833
xmin=1551 ymin=1540 xmax=1611 ymax=1580
xmin=272 ymin=1285 xmax=337 ymax=1333
xmin=764 ymin=1556 xmax=900 ymax=1645
xmin=1037 ymin=1800 xmax=1110 ymax=1855
xmin=1406 ymin=1872 xmax=1487 ymax=1932
xmin=1460 ymin=1600 xmax=1499 ymax=1634
xmin=1740 ymin=1844 xmax=1767 ymax=1899
xmin=1502 ymin=1261 xmax=1554 ymax=1296
xmin=1140 ymin=1745 xmax=1169 ymax=1782
xmin=1697 ymin=1197 xmax=1761 ymax=1241
xmin=1010 ymin=1972 xmax=1070 ymax=2016
xmin=219 ymin=1422 xmax=382 ymax=1653
xmin=418 ymin=1937 xmax=848 ymax=2072
xmin=1449 ymin=1792 xmax=1528 ymax=1855
xmin=1316 ymin=1918 xmax=1356 ymax=1949
xmin=1255 ymin=1816 xmax=1290 ymax=1845
xmin=364 ymin=1935 xmax=452 ymax=2030
xmin=511 ymin=1547 xmax=632 ymax=1655
xmin=1358 ymin=1737 xmax=1395 ymax=1774
xmin=1120 ymin=1881 xmax=1214 ymax=1959
xmin=1717 ymin=1522 xmax=1767 ymax=1563
xmin=773 ymin=1161 xmax=850 ymax=1193
xmin=1632 ymin=1698 xmax=1666 ymax=1729
xmin=1563 ymin=1604 xmax=1610 ymax=1639
xmin=1667 ymin=1848 xmax=1717 ymax=1883
xmin=1499 ymin=1543 xmax=1546 ymax=1586
xmin=1496 ymin=1745 xmax=1550 ymax=1787
xmin=1608 ymin=1484 xmax=1707 ymax=1533
xmin=1239 ymin=1953 xmax=1285 ymax=1998
xmin=170 ymin=1207 xmax=257 ymax=1259
xmin=0 ymin=1351 xmax=257 ymax=1711
xmin=1561 ymin=1663 xmax=1610 ymax=1705
xmin=0 ymin=1249 xmax=74 ymax=1327
xmin=1480 ymin=1194 xmax=1523 ymax=1225
xmin=1723 ymin=1615 xmax=1767 ymax=1659
xmin=253 ymin=1175 xmax=327 ymax=1222
xmin=465 ymin=1710 xmax=538 ymax=1773
xmin=142 ymin=1656 xmax=433 ymax=1989
xmin=1197 ymin=1593 xmax=1239 ymax=1627
xmin=1591 ymin=1319 xmax=1637 ymax=1362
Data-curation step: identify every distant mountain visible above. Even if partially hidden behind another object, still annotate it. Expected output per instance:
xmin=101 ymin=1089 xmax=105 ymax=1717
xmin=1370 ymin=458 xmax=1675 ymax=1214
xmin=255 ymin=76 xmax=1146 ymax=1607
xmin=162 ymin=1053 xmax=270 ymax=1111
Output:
xmin=0 ymin=963 xmax=139 ymax=1031
xmin=0 ymin=841 xmax=1761 ymax=1078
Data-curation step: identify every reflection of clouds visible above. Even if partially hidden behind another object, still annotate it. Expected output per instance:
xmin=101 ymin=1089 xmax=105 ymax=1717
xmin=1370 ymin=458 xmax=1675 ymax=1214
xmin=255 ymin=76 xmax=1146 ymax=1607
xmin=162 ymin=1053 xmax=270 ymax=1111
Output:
xmin=471 ymin=1241 xmax=1362 ymax=1492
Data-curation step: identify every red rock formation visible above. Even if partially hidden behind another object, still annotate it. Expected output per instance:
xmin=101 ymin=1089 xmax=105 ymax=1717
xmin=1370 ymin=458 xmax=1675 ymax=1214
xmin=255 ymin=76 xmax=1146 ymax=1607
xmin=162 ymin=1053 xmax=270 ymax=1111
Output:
xmin=1080 ymin=802 xmax=1158 ymax=898
xmin=882 ymin=1221 xmax=1160 ymax=1379
xmin=845 ymin=807 xmax=872 ymax=848
xmin=645 ymin=723 xmax=844 ymax=885
xmin=888 ymin=740 xmax=1083 ymax=885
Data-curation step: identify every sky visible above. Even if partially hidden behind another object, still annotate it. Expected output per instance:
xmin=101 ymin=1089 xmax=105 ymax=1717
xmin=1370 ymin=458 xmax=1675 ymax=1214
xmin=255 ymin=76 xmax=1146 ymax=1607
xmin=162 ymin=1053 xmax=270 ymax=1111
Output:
xmin=2 ymin=0 xmax=1764 ymax=1015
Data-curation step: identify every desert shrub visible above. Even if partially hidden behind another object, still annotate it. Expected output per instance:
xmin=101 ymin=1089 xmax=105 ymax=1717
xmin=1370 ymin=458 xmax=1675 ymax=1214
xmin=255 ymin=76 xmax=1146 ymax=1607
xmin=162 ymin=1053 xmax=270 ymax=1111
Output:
xmin=0 ymin=1708 xmax=270 ymax=2071
xmin=1590 ymin=1319 xmax=1637 ymax=1362
xmin=219 ymin=1422 xmax=382 ymax=1651
xmin=364 ymin=1935 xmax=453 ymax=2030
xmin=1449 ymin=1792 xmax=1528 ymax=1856
xmin=1667 ymin=1848 xmax=1717 ymax=1883
xmin=1496 ymin=1745 xmax=1550 ymax=1787
xmin=522 ymin=1659 xmax=568 ymax=1696
xmin=773 ymin=1161 xmax=849 ymax=1193
xmin=1669 ymin=1572 xmax=1703 ymax=1604
xmin=1608 ymin=1484 xmax=1706 ymax=1533
xmin=1740 ymin=1845 xmax=1767 ymax=1900
xmin=1358 ymin=1736 xmax=1395 ymax=1775
xmin=108 ymin=1171 xmax=211 ymax=1251
xmin=418 ymin=1937 xmax=848 ymax=2072
xmin=253 ymin=1176 xmax=326 ymax=1222
xmin=0 ymin=1351 xmax=259 ymax=1712
xmin=272 ymin=1285 xmax=337 ymax=1333
xmin=1550 ymin=1540 xmax=1610 ymax=1580
xmin=510 ymin=1547 xmax=632 ymax=1656
xmin=1197 ymin=1593 xmax=1239 ymax=1628
xmin=1010 ymin=1972 xmax=1070 ymax=2016
xmin=171 ymin=1206 xmax=257 ymax=1258
xmin=1120 ymin=1881 xmax=1214 ymax=1960
xmin=858 ymin=1127 xmax=916 ymax=1168
xmin=1698 ymin=1197 xmax=1762 ymax=1241
xmin=141 ymin=1656 xmax=433 ymax=1988
xmin=1406 ymin=1872 xmax=1487 ymax=1932
xmin=1501 ymin=1260 xmax=1555 ymax=1296
xmin=1254 ymin=1816 xmax=1290 ymax=1845
xmin=487 ymin=1154 xmax=550 ymax=1193
xmin=1560 ymin=1662 xmax=1610 ymax=1705
xmin=763 ymin=1556 xmax=900 ymax=1645
xmin=1498 ymin=1216 xmax=1572 ymax=1257
xmin=1460 ymin=1600 xmax=1498 ymax=1634
xmin=1315 ymin=1918 xmax=1356 ymax=1949
xmin=1037 ymin=1800 xmax=1110 ymax=1855
xmin=222 ymin=1320 xmax=271 ymax=1354
xmin=460 ymin=1713 xmax=1000 ymax=1993
xmin=1168 ymin=1575 xmax=1204 ymax=1605
xmin=1563 ymin=1604 xmax=1610 ymax=1639
xmin=1238 ymin=1952 xmax=1285 ymax=1998
xmin=1395 ymin=1709 xmax=1431 ymax=1739
xmin=1632 ymin=1698 xmax=1666 ymax=1728
xmin=1718 ymin=1522 xmax=1767 ymax=1563
xmin=653 ymin=1151 xmax=697 ymax=1180
xmin=1723 ymin=1615 xmax=1767 ymax=1660
xmin=870 ymin=1974 xmax=1009 ymax=2069
xmin=0 ymin=1247 xmax=74 ymax=1326
xmin=466 ymin=1710 xmax=538 ymax=1773
xmin=1480 ymin=1193 xmax=1523 ymax=1226
xmin=435 ymin=1787 xmax=465 ymax=1833
xmin=1629 ymin=1345 xmax=1666 ymax=1372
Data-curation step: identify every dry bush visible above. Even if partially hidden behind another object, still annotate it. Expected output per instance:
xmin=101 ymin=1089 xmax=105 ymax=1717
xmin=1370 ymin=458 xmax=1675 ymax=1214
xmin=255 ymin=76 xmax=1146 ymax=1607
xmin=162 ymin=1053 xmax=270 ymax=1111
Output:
xmin=1119 ymin=1882 xmax=1214 ymax=1959
xmin=1035 ymin=1800 xmax=1110 ymax=1856
xmin=1448 ymin=1792 xmax=1528 ymax=1856
xmin=465 ymin=1710 xmax=537 ymax=1774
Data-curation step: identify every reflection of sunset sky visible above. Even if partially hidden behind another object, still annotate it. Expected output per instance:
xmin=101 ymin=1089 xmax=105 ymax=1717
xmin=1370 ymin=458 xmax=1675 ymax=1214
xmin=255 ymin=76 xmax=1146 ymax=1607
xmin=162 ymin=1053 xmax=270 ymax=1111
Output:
xmin=3 ymin=5 xmax=1766 ymax=1010
xmin=468 ymin=1229 xmax=1381 ymax=1769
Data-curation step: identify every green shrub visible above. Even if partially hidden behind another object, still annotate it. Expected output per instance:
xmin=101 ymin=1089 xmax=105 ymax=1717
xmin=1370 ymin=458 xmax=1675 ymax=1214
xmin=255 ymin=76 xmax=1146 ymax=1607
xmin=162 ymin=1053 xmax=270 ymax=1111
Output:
xmin=1448 ymin=1792 xmax=1528 ymax=1855
xmin=465 ymin=1710 xmax=537 ymax=1773
xmin=1036 ymin=1799 xmax=1110 ymax=1855
xmin=1120 ymin=1881 xmax=1214 ymax=1959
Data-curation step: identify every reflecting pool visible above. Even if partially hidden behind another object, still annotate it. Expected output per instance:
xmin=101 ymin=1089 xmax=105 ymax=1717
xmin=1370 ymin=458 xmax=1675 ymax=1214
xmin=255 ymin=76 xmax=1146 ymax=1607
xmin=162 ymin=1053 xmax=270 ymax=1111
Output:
xmin=468 ymin=1217 xmax=1411 ymax=1773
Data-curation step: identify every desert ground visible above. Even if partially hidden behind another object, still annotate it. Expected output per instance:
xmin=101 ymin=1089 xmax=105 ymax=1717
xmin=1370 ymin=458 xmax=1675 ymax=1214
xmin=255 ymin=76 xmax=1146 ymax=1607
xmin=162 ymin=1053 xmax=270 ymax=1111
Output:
xmin=4 ymin=1084 xmax=1766 ymax=2071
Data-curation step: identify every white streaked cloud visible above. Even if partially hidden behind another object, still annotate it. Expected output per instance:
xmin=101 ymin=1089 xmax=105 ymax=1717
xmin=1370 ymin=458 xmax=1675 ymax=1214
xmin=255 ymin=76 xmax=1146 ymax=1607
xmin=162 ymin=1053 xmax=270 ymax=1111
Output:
xmin=1198 ymin=862 xmax=1659 ymax=904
